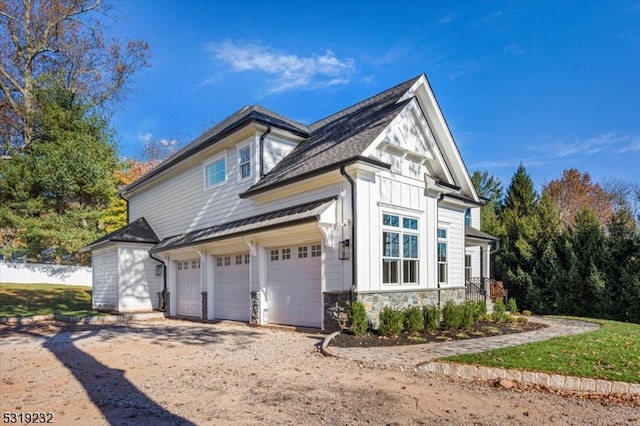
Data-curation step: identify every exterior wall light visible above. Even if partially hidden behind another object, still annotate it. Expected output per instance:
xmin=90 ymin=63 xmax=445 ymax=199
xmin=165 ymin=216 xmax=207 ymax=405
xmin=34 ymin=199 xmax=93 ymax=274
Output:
xmin=339 ymin=239 xmax=350 ymax=260
xmin=156 ymin=264 xmax=163 ymax=276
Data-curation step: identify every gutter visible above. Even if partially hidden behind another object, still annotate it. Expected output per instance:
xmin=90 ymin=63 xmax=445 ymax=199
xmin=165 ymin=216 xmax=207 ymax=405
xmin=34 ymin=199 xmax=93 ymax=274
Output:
xmin=340 ymin=165 xmax=357 ymax=301
xmin=149 ymin=251 xmax=167 ymax=312
xmin=118 ymin=192 xmax=129 ymax=224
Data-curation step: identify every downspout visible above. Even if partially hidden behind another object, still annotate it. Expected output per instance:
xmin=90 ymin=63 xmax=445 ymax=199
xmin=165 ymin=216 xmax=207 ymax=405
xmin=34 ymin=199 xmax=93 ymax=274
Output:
xmin=149 ymin=251 xmax=167 ymax=312
xmin=340 ymin=165 xmax=357 ymax=301
xmin=259 ymin=125 xmax=272 ymax=178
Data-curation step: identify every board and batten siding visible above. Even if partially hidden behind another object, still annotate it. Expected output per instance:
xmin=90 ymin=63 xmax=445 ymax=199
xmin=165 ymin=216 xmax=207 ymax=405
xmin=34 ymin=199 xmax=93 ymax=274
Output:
xmin=92 ymin=247 xmax=119 ymax=310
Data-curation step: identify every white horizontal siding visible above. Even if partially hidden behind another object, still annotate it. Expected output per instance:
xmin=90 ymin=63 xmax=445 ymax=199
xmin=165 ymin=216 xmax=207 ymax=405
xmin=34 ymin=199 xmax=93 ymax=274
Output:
xmin=438 ymin=206 xmax=465 ymax=288
xmin=118 ymin=244 xmax=162 ymax=312
xmin=92 ymin=247 xmax=118 ymax=310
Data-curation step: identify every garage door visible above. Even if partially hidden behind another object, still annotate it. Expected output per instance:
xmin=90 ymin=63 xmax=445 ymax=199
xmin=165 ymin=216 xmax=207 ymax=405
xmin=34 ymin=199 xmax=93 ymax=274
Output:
xmin=215 ymin=253 xmax=250 ymax=321
xmin=267 ymin=243 xmax=322 ymax=328
xmin=176 ymin=259 xmax=201 ymax=317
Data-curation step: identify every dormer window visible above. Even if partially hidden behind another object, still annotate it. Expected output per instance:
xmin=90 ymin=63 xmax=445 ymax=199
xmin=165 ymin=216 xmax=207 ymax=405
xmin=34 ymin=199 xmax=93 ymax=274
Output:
xmin=239 ymin=145 xmax=251 ymax=179
xmin=205 ymin=156 xmax=226 ymax=187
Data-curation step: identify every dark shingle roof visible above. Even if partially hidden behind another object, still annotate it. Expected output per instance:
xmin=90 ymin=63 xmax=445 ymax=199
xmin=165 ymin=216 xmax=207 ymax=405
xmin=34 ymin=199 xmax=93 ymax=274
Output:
xmin=81 ymin=217 xmax=159 ymax=251
xmin=122 ymin=105 xmax=309 ymax=195
xmin=151 ymin=197 xmax=336 ymax=253
xmin=465 ymin=226 xmax=499 ymax=241
xmin=242 ymin=75 xmax=422 ymax=196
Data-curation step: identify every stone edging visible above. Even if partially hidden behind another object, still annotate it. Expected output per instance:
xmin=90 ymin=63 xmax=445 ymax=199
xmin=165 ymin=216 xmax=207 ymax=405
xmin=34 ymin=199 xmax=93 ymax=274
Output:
xmin=418 ymin=361 xmax=640 ymax=395
xmin=320 ymin=331 xmax=640 ymax=396
xmin=0 ymin=312 xmax=165 ymax=325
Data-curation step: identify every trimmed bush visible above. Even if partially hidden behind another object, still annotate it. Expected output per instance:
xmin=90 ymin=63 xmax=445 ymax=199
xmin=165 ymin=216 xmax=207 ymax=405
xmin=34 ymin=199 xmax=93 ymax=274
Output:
xmin=423 ymin=305 xmax=440 ymax=331
xmin=403 ymin=306 xmax=424 ymax=332
xmin=442 ymin=300 xmax=463 ymax=330
xmin=522 ymin=310 xmax=533 ymax=316
xmin=461 ymin=301 xmax=476 ymax=329
xmin=492 ymin=299 xmax=507 ymax=322
xmin=348 ymin=300 xmax=368 ymax=336
xmin=473 ymin=301 xmax=487 ymax=320
xmin=506 ymin=297 xmax=519 ymax=314
xmin=378 ymin=306 xmax=403 ymax=336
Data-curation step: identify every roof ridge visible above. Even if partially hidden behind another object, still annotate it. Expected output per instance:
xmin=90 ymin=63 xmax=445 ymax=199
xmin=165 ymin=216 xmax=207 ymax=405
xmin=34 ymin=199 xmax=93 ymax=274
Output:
xmin=308 ymin=74 xmax=423 ymax=131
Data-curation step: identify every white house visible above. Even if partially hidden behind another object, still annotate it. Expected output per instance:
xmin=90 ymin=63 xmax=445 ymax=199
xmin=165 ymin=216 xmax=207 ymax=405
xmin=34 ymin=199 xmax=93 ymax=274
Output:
xmin=83 ymin=74 xmax=498 ymax=331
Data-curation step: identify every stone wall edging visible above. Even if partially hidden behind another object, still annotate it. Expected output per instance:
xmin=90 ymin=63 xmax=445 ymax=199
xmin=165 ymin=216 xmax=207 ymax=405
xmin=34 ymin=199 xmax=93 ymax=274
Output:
xmin=0 ymin=312 xmax=165 ymax=325
xmin=418 ymin=361 xmax=640 ymax=395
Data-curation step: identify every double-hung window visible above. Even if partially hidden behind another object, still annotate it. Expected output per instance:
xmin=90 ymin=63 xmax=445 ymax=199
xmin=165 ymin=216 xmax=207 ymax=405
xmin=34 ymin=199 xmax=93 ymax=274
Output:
xmin=239 ymin=146 xmax=251 ymax=179
xmin=437 ymin=228 xmax=448 ymax=285
xmin=205 ymin=157 xmax=226 ymax=187
xmin=382 ymin=213 xmax=419 ymax=285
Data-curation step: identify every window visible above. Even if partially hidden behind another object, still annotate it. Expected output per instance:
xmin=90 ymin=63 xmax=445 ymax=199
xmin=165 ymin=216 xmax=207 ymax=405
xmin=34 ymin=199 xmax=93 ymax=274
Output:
xmin=183 ymin=261 xmax=189 ymax=270
xmin=205 ymin=157 xmax=226 ymax=187
xmin=311 ymin=244 xmax=321 ymax=257
xmin=224 ymin=256 xmax=231 ymax=266
xmin=282 ymin=248 xmax=291 ymax=260
xmin=270 ymin=250 xmax=278 ymax=261
xmin=244 ymin=253 xmax=250 ymax=264
xmin=239 ymin=146 xmax=251 ymax=179
xmin=298 ymin=246 xmax=308 ymax=258
xmin=382 ymin=213 xmax=419 ymax=284
xmin=465 ymin=209 xmax=472 ymax=226
xmin=177 ymin=262 xmax=183 ymax=270
xmin=235 ymin=255 xmax=242 ymax=265
xmin=438 ymin=228 xmax=447 ymax=285
xmin=216 ymin=257 xmax=223 ymax=267
xmin=191 ymin=260 xmax=200 ymax=269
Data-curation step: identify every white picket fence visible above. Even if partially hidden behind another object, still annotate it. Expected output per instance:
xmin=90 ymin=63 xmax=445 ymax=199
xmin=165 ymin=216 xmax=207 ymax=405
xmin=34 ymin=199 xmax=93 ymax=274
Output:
xmin=0 ymin=261 xmax=92 ymax=286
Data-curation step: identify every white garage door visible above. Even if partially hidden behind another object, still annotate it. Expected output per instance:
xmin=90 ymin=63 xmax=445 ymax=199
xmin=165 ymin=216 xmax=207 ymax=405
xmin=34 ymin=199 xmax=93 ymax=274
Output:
xmin=215 ymin=253 xmax=250 ymax=322
xmin=267 ymin=243 xmax=322 ymax=328
xmin=176 ymin=259 xmax=201 ymax=317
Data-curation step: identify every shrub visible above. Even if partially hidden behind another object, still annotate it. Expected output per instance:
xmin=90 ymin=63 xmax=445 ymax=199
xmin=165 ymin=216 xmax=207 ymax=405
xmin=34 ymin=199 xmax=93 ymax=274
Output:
xmin=403 ymin=306 xmax=424 ymax=332
xmin=378 ymin=306 xmax=403 ymax=336
xmin=492 ymin=299 xmax=507 ymax=322
xmin=506 ymin=297 xmax=519 ymax=314
xmin=517 ymin=316 xmax=528 ymax=323
xmin=442 ymin=300 xmax=463 ymax=330
xmin=461 ymin=301 xmax=476 ymax=329
xmin=423 ymin=305 xmax=440 ymax=331
xmin=522 ymin=310 xmax=532 ymax=316
xmin=473 ymin=301 xmax=487 ymax=320
xmin=348 ymin=300 xmax=368 ymax=336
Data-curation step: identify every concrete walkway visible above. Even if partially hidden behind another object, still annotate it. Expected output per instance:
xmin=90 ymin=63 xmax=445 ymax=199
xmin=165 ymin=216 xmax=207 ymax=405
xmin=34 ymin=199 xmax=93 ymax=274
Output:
xmin=322 ymin=317 xmax=600 ymax=368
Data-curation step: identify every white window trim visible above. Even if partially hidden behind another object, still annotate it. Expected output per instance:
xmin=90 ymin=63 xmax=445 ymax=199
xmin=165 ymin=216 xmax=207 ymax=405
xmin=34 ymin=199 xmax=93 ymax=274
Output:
xmin=381 ymin=211 xmax=420 ymax=286
xmin=437 ymin=227 xmax=448 ymax=286
xmin=237 ymin=143 xmax=252 ymax=181
xmin=203 ymin=152 xmax=227 ymax=190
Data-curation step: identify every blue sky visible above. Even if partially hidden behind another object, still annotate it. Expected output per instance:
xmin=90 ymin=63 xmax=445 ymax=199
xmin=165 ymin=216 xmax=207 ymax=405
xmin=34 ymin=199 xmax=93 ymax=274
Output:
xmin=110 ymin=0 xmax=640 ymax=189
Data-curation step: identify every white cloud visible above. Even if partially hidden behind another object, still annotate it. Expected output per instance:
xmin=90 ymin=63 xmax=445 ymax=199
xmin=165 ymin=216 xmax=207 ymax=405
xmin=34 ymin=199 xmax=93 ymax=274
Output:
xmin=503 ymin=43 xmax=525 ymax=56
xmin=537 ymin=131 xmax=639 ymax=158
xmin=205 ymin=40 xmax=356 ymax=92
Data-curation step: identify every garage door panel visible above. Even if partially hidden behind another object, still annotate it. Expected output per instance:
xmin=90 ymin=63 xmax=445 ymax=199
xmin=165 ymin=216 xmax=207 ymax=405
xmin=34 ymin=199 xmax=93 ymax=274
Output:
xmin=214 ymin=254 xmax=250 ymax=322
xmin=267 ymin=244 xmax=321 ymax=328
xmin=177 ymin=259 xmax=201 ymax=317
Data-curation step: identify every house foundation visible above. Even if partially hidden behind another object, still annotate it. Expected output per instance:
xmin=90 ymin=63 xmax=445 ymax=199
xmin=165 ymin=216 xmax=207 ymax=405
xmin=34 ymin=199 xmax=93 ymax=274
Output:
xmin=323 ymin=292 xmax=351 ymax=332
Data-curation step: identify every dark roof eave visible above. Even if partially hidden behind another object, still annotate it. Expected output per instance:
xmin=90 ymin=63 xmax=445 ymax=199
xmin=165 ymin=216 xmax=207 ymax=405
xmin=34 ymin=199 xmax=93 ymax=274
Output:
xmin=121 ymin=114 xmax=310 ymax=197
xmin=443 ymin=192 xmax=486 ymax=207
xmin=240 ymin=155 xmax=391 ymax=199
xmin=150 ymin=215 xmax=319 ymax=253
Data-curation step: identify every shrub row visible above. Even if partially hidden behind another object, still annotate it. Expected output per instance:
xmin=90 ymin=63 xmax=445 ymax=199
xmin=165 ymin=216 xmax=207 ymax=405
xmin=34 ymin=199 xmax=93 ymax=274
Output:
xmin=348 ymin=300 xmax=491 ymax=336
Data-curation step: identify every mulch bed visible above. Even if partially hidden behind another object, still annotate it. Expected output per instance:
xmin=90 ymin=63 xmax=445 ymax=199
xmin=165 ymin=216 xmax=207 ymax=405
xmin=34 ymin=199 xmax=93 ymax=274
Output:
xmin=329 ymin=319 xmax=548 ymax=348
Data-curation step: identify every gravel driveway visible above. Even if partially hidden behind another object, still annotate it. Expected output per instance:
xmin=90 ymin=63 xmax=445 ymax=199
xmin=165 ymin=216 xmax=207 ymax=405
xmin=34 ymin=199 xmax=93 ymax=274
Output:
xmin=1 ymin=319 xmax=638 ymax=425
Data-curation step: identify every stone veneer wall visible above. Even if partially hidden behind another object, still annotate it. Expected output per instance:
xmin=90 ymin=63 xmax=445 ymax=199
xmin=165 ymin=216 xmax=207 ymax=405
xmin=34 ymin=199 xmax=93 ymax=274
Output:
xmin=201 ymin=292 xmax=208 ymax=320
xmin=323 ymin=292 xmax=351 ymax=332
xmin=250 ymin=291 xmax=260 ymax=325
xmin=358 ymin=288 xmax=466 ymax=328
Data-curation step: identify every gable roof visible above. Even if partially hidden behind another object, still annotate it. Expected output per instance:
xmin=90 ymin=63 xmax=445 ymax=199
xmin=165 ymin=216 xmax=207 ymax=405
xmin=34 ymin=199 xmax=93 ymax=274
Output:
xmin=81 ymin=217 xmax=160 ymax=251
xmin=241 ymin=75 xmax=422 ymax=197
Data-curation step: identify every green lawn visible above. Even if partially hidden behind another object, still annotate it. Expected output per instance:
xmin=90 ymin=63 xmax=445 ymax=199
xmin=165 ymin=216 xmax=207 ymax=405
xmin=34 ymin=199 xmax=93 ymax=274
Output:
xmin=444 ymin=317 xmax=640 ymax=384
xmin=0 ymin=283 xmax=106 ymax=317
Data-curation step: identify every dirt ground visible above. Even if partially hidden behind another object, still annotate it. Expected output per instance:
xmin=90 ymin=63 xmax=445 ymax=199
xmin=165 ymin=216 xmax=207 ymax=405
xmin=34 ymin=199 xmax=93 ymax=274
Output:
xmin=1 ymin=319 xmax=638 ymax=426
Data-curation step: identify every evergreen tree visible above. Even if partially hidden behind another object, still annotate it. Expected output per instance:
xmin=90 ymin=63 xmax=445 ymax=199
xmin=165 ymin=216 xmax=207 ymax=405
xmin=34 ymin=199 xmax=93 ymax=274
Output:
xmin=495 ymin=164 xmax=539 ymax=306
xmin=471 ymin=170 xmax=503 ymax=236
xmin=0 ymin=79 xmax=117 ymax=263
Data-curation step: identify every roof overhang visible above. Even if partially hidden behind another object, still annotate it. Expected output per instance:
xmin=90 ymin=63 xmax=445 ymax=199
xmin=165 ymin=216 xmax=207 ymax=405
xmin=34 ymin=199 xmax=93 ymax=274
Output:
xmin=151 ymin=196 xmax=337 ymax=253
